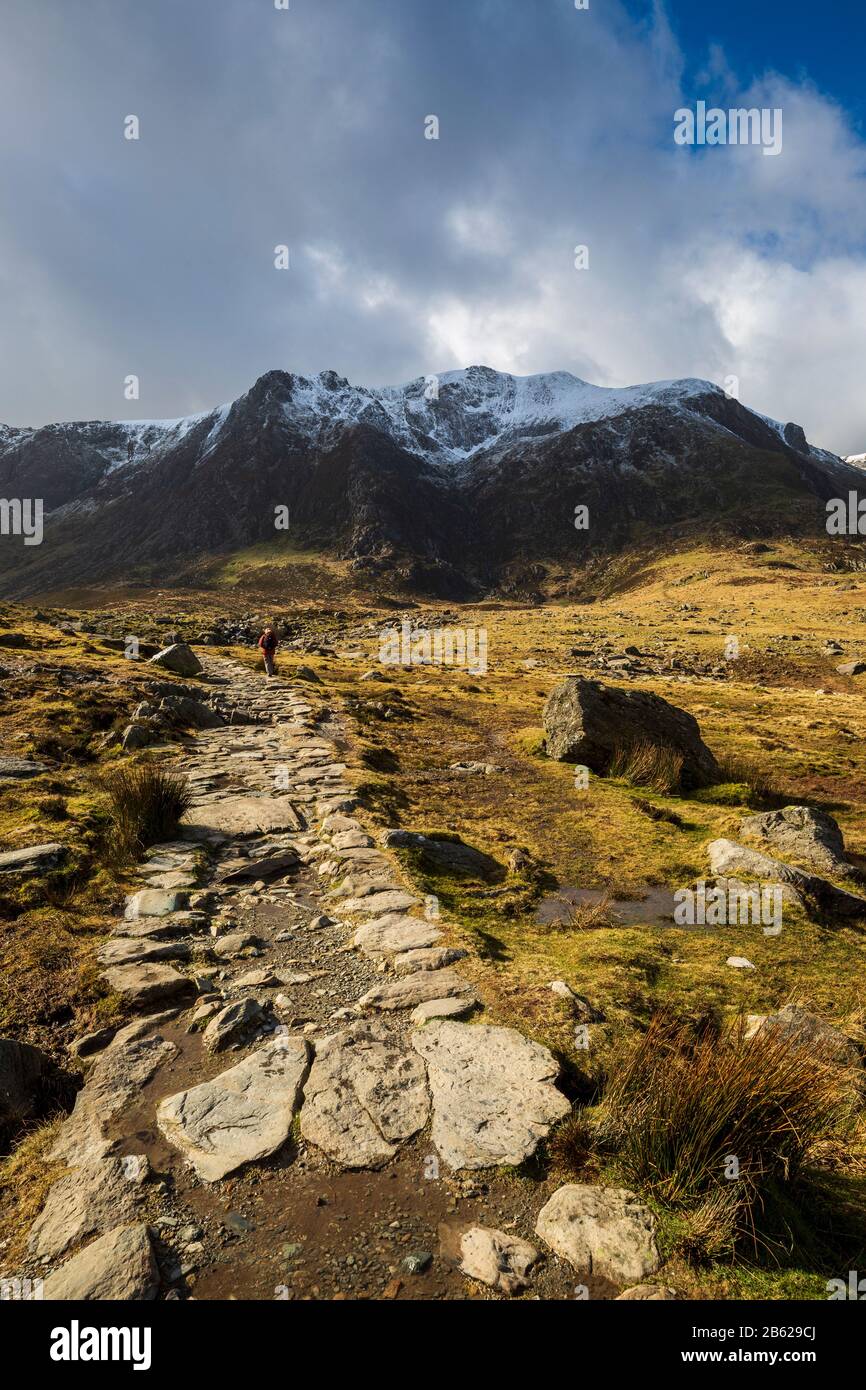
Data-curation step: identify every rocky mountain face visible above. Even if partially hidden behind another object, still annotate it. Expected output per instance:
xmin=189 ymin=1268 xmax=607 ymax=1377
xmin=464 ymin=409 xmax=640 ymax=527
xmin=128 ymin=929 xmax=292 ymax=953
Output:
xmin=0 ymin=366 xmax=861 ymax=598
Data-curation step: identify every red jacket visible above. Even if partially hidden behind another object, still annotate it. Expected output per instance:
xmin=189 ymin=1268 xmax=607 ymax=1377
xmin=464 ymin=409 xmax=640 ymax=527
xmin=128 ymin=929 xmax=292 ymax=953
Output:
xmin=258 ymin=631 xmax=279 ymax=653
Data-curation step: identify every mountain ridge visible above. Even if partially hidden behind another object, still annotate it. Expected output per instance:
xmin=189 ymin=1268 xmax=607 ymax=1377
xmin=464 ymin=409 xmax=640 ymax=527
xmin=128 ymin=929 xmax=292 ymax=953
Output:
xmin=0 ymin=365 xmax=862 ymax=600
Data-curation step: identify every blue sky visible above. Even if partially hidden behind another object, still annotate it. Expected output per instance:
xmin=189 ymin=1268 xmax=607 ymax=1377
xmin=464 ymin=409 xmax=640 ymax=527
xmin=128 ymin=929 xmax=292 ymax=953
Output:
xmin=1 ymin=0 xmax=865 ymax=453
xmin=649 ymin=0 xmax=866 ymax=132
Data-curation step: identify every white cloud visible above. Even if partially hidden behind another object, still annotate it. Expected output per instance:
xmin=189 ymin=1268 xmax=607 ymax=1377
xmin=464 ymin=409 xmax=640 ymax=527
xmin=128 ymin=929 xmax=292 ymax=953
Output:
xmin=1 ymin=0 xmax=865 ymax=455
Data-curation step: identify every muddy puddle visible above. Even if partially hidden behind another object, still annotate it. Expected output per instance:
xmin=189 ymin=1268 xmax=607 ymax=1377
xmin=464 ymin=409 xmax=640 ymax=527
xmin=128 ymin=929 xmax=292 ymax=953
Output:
xmin=536 ymin=884 xmax=677 ymax=928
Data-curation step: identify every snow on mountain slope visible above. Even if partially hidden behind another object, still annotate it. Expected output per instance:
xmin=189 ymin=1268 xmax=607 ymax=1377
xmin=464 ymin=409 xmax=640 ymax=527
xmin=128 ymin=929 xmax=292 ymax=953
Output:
xmin=258 ymin=365 xmax=736 ymax=467
xmin=0 ymin=365 xmax=837 ymax=484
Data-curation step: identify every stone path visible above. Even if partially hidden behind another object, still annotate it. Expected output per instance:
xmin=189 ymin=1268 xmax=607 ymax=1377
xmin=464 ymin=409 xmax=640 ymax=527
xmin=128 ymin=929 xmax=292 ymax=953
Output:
xmin=19 ymin=657 xmax=661 ymax=1301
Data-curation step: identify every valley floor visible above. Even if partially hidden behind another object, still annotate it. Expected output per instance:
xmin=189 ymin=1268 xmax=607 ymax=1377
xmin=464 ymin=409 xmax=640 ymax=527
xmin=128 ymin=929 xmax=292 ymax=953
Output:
xmin=2 ymin=535 xmax=866 ymax=1300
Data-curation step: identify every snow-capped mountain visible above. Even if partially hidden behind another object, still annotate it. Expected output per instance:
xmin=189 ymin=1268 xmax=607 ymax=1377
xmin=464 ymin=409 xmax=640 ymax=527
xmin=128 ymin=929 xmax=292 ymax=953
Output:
xmin=250 ymin=366 xmax=741 ymax=467
xmin=0 ymin=366 xmax=861 ymax=598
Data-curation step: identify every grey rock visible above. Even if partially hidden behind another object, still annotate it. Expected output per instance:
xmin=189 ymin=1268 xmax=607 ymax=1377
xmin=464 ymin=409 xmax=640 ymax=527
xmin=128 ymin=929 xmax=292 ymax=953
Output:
xmin=543 ymin=677 xmax=719 ymax=788
xmin=149 ymin=643 xmax=203 ymax=677
xmin=211 ymin=931 xmax=261 ymax=959
xmin=535 ymin=1184 xmax=661 ymax=1285
xmin=412 ymin=1021 xmax=569 ymax=1169
xmin=232 ymin=967 xmax=280 ymax=989
xmin=202 ymin=998 xmax=265 ymax=1052
xmin=157 ymin=1035 xmax=310 ymax=1181
xmin=121 ymin=722 xmax=152 ymax=750
xmin=51 ymin=1017 xmax=178 ymax=1166
xmin=217 ymin=849 xmax=299 ymax=883
xmin=836 ymin=660 xmax=866 ymax=675
xmin=124 ymin=888 xmax=189 ymax=919
xmin=28 ymin=1155 xmax=149 ymax=1261
xmin=340 ymin=890 xmax=420 ymax=915
xmin=354 ymin=914 xmax=443 ymax=957
xmin=359 ymin=969 xmax=474 ymax=1013
xmin=743 ymin=1004 xmax=859 ymax=1067
xmin=160 ymin=694 xmax=224 ymax=729
xmin=300 ymin=1019 xmax=429 ymax=1168
xmin=98 ymin=937 xmax=190 ymax=968
xmin=739 ymin=805 xmax=851 ymax=877
xmin=459 ymin=1225 xmax=539 ymax=1295
xmin=102 ymin=962 xmax=195 ymax=1009
xmin=183 ymin=797 xmax=310 ymax=837
xmin=410 ymin=997 xmax=475 ymax=1025
xmin=43 ymin=1223 xmax=159 ymax=1301
xmin=708 ymin=838 xmax=866 ymax=918
xmin=402 ymin=1251 xmax=432 ymax=1275
xmin=70 ymin=1026 xmax=117 ymax=1059
xmin=0 ymin=757 xmax=48 ymax=779
xmin=0 ymin=842 xmax=67 ymax=876
xmin=393 ymin=946 xmax=468 ymax=974
xmin=380 ymin=829 xmax=499 ymax=879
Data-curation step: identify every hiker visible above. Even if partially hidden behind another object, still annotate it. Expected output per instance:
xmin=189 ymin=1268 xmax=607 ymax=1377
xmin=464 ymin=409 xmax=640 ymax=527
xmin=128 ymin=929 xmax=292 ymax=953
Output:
xmin=127 ymin=437 xmax=134 ymax=461
xmin=257 ymin=624 xmax=279 ymax=677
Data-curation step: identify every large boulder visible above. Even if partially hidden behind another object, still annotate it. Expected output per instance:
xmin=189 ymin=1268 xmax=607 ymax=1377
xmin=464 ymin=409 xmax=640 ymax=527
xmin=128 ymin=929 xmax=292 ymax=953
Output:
xmin=543 ymin=678 xmax=719 ymax=788
xmin=535 ymin=1184 xmax=661 ymax=1286
xmin=148 ymin=643 xmax=202 ymax=677
xmin=739 ymin=805 xmax=852 ymax=878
